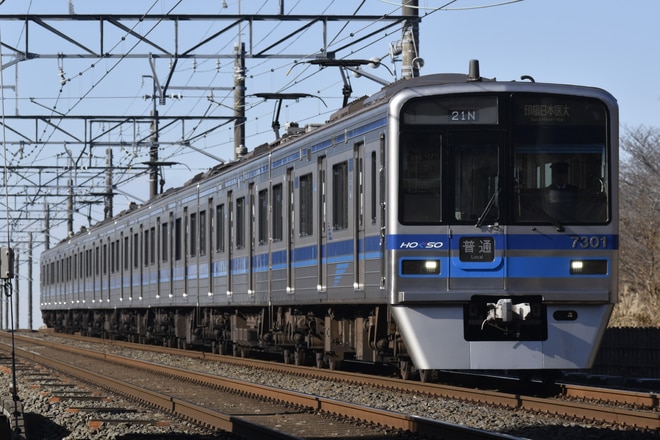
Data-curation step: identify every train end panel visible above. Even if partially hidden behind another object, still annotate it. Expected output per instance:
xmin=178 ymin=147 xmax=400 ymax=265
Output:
xmin=392 ymin=303 xmax=613 ymax=370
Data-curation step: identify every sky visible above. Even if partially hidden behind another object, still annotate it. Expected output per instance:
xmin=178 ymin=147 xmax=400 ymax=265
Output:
xmin=0 ymin=0 xmax=658 ymax=329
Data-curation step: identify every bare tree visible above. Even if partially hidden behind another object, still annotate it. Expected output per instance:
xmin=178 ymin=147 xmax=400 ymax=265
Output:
xmin=614 ymin=125 xmax=660 ymax=326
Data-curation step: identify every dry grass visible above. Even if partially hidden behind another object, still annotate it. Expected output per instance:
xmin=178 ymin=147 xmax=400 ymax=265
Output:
xmin=609 ymin=284 xmax=660 ymax=327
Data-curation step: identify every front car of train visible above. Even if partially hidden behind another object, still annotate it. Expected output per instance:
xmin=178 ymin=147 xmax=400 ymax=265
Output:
xmin=387 ymin=71 xmax=618 ymax=370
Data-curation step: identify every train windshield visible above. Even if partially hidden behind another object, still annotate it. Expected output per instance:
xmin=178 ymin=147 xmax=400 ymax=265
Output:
xmin=511 ymin=94 xmax=609 ymax=224
xmin=398 ymin=131 xmax=443 ymax=224
xmin=398 ymin=93 xmax=610 ymax=226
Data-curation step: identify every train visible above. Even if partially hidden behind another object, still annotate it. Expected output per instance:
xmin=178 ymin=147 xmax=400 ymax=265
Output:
xmin=40 ymin=61 xmax=619 ymax=380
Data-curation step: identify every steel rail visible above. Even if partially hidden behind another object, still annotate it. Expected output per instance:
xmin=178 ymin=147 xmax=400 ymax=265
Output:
xmin=12 ymin=330 xmax=659 ymax=430
xmin=0 ymin=333 xmax=523 ymax=440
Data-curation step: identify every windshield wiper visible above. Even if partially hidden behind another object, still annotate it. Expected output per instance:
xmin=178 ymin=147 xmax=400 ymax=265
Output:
xmin=475 ymin=187 xmax=501 ymax=228
xmin=517 ymin=192 xmax=565 ymax=232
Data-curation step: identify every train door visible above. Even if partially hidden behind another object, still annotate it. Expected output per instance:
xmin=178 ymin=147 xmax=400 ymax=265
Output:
xmin=318 ymin=156 xmax=327 ymax=294
xmin=190 ymin=207 xmax=198 ymax=300
xmin=447 ymin=131 xmax=505 ymax=290
xmin=103 ymin=241 xmax=109 ymax=302
xmin=156 ymin=217 xmax=161 ymax=299
xmin=168 ymin=212 xmax=175 ymax=299
xmin=286 ymin=169 xmax=294 ymax=294
xmin=227 ymin=191 xmax=233 ymax=296
xmin=248 ymin=183 xmax=255 ymax=297
xmin=207 ymin=198 xmax=214 ymax=298
xmin=354 ymin=142 xmax=365 ymax=291
xmin=183 ymin=207 xmax=189 ymax=297
xmin=137 ymin=225 xmax=143 ymax=300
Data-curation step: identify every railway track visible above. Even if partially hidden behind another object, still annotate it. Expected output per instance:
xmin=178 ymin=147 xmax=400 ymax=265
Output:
xmin=19 ymin=330 xmax=659 ymax=431
xmin=0 ymin=331 xmax=525 ymax=440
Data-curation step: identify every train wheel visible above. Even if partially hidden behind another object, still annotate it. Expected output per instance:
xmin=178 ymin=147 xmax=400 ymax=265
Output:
xmin=419 ymin=369 xmax=432 ymax=383
xmin=328 ymin=359 xmax=341 ymax=371
xmin=283 ymin=349 xmax=292 ymax=364
xmin=294 ymin=348 xmax=303 ymax=366
xmin=315 ymin=352 xmax=324 ymax=368
xmin=400 ymin=360 xmax=412 ymax=380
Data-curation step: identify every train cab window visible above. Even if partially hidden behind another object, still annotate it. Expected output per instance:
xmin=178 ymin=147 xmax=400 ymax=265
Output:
xmin=398 ymin=132 xmax=442 ymax=224
xmin=272 ymin=184 xmax=283 ymax=242
xmin=332 ymin=161 xmax=349 ymax=230
xmin=512 ymin=94 xmax=609 ymax=224
xmin=452 ymin=138 xmax=500 ymax=223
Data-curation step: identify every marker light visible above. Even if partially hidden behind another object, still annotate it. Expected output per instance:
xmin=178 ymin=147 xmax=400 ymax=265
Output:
xmin=570 ymin=259 xmax=608 ymax=275
xmin=401 ymin=259 xmax=441 ymax=275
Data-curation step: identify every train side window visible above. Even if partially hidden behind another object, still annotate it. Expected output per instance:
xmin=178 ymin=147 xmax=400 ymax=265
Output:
xmin=299 ymin=173 xmax=313 ymax=236
xmin=333 ymin=161 xmax=349 ymax=230
xmin=95 ymin=245 xmax=100 ymax=276
xmin=272 ymin=184 xmax=283 ymax=242
xmin=123 ymin=236 xmax=129 ymax=270
xmin=144 ymin=228 xmax=150 ymax=266
xmin=133 ymin=233 xmax=139 ymax=269
xmin=149 ymin=227 xmax=156 ymax=264
xmin=216 ymin=204 xmax=225 ymax=253
xmin=110 ymin=241 xmax=115 ymax=273
xmin=208 ymin=200 xmax=214 ymax=254
xmin=103 ymin=243 xmax=108 ymax=275
xmin=161 ymin=222 xmax=169 ymax=262
xmin=258 ymin=189 xmax=268 ymax=245
xmin=190 ymin=212 xmax=197 ymax=257
xmin=199 ymin=210 xmax=206 ymax=257
xmin=236 ymin=197 xmax=245 ymax=249
xmin=174 ymin=218 xmax=182 ymax=261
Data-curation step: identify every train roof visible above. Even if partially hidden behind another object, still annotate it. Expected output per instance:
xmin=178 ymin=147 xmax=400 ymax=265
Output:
xmin=55 ymin=63 xmax=500 ymax=245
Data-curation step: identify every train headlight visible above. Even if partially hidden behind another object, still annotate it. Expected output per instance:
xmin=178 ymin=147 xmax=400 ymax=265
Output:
xmin=401 ymin=259 xmax=441 ymax=275
xmin=570 ymin=259 xmax=607 ymax=275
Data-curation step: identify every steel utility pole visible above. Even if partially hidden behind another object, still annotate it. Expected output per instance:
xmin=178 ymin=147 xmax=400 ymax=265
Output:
xmin=105 ymin=148 xmax=113 ymax=218
xmin=28 ymin=233 xmax=33 ymax=331
xmin=234 ymin=42 xmax=246 ymax=160
xmin=147 ymin=74 xmax=160 ymax=200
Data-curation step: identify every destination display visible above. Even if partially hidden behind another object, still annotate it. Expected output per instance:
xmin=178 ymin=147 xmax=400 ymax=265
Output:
xmin=403 ymin=96 xmax=498 ymax=125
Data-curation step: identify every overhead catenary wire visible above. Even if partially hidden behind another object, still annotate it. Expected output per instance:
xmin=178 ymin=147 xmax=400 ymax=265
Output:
xmin=0 ymin=1 xmax=529 ymax=270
